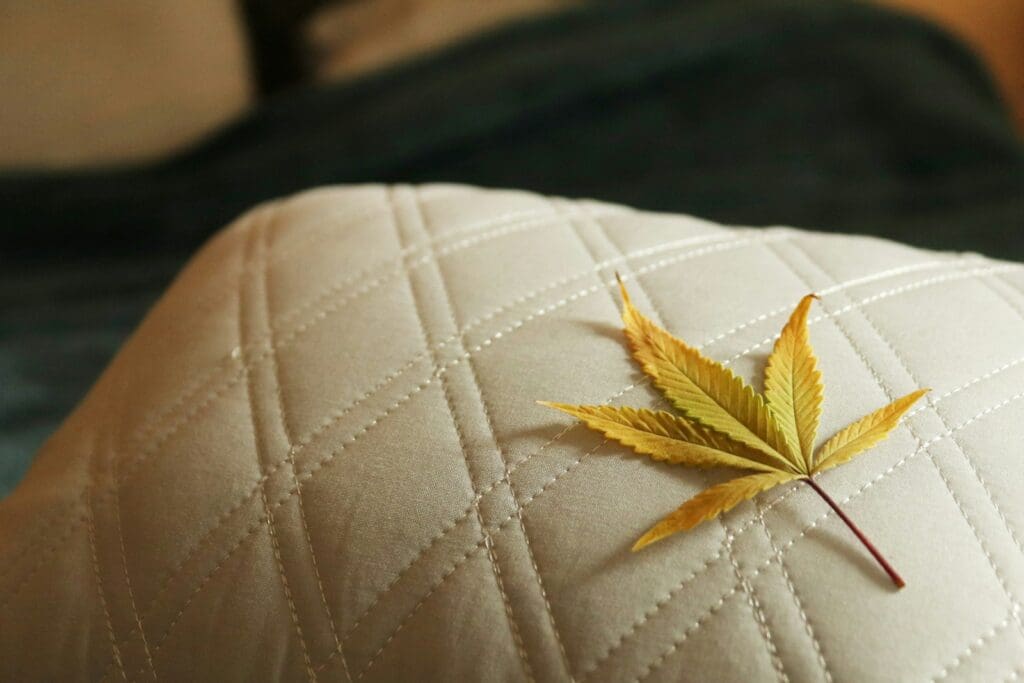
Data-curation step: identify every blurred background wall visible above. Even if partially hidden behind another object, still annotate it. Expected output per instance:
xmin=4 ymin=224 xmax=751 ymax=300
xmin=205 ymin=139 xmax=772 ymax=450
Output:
xmin=1 ymin=0 xmax=1020 ymax=172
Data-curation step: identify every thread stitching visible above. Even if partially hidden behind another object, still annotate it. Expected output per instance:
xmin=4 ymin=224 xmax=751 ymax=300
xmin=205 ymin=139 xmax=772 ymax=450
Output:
xmin=789 ymin=243 xmax=1024 ymax=637
xmin=100 ymin=232 xmax=775 ymax=655
xmin=583 ymin=260 xmax=1022 ymax=678
xmin=592 ymin=214 xmax=791 ymax=682
xmin=86 ymin=445 xmax=128 ymax=682
xmin=635 ymin=390 xmax=1024 ymax=681
xmin=241 ymin=218 xmax=318 ymax=681
xmin=92 ymin=239 xmax=1019 ymax=672
xmin=931 ymin=612 xmax=1012 ymax=681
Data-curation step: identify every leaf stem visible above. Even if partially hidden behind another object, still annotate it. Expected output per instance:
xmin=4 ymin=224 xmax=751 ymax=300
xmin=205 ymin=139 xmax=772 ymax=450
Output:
xmin=803 ymin=477 xmax=905 ymax=589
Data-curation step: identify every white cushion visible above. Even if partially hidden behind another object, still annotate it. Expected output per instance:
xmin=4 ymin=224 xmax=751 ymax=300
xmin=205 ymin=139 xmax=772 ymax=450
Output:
xmin=2 ymin=184 xmax=1024 ymax=681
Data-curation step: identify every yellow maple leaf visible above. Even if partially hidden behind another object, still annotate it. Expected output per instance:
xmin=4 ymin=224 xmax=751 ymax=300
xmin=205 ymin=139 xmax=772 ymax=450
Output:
xmin=540 ymin=275 xmax=928 ymax=588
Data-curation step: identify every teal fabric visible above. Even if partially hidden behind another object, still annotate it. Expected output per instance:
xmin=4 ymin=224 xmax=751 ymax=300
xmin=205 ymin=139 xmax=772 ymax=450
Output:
xmin=2 ymin=0 xmax=1023 ymax=496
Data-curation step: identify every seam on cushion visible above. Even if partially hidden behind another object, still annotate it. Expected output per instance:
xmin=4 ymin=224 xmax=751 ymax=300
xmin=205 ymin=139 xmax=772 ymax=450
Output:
xmin=579 ymin=209 xmax=791 ymax=682
xmin=1 ymin=206 xmax=249 ymax=614
xmin=611 ymin=219 xmax=789 ymax=683
xmin=725 ymin=265 xmax=1023 ymax=366
xmin=633 ymin=390 xmax=1024 ymax=683
xmin=118 ymin=209 xmax=608 ymax=489
xmin=930 ymin=611 xmax=1013 ymax=681
xmin=1 ymin=251 xmax=967 ymax=597
xmin=129 ymin=199 xmax=560 ymax=457
xmin=262 ymin=219 xmax=353 ymax=683
xmin=756 ymin=504 xmax=833 ymax=683
xmin=86 ymin=441 xmax=128 ymax=682
xmin=239 ymin=215 xmax=318 ymax=682
xmin=756 ymin=242 xmax=851 ymax=683
xmin=634 ymin=587 xmax=745 ymax=682
xmin=111 ymin=231 xmax=777 ymax=650
xmin=123 ymin=242 xmax=962 ymax=516
xmin=262 ymin=205 xmax=354 ymax=679
xmin=584 ymin=262 xmax=1024 ymax=678
xmin=100 ymin=238 xmax=1008 ymax=664
xmin=134 ymin=309 xmax=1024 ymax=679
xmin=784 ymin=242 xmax=1024 ymax=638
xmin=153 ymin=248 xmax=1007 ymax=675
xmin=334 ymin=432 xmax=620 ymax=678
xmin=109 ymin=434 xmax=157 ymax=680
xmin=990 ymin=274 xmax=1024 ymax=321
xmin=287 ymin=228 xmax=736 ymax=452
xmin=436 ymin=193 xmax=573 ymax=681
xmin=914 ymin=355 xmax=1024 ymax=411
xmin=129 ymin=200 xmax=388 ymax=449
xmin=313 ymin=376 xmax=640 ymax=676
xmin=530 ymin=197 xmax=649 ymax=680
xmin=394 ymin=186 xmax=534 ymax=681
xmin=10 ymin=228 xmax=765 ymax=595
xmin=569 ymin=349 xmax=1024 ymax=680
xmin=701 ymin=258 xmax=976 ymax=350
xmin=353 ymin=542 xmax=488 ymax=680
xmin=920 ymin=283 xmax=1024 ymax=558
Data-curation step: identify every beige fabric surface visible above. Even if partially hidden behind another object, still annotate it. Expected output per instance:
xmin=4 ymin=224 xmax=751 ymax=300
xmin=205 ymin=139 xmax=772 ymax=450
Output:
xmin=2 ymin=184 xmax=1024 ymax=682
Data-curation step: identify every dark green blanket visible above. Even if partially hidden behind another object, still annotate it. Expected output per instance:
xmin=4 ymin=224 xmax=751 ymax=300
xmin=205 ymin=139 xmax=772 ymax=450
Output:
xmin=2 ymin=0 xmax=1022 ymax=495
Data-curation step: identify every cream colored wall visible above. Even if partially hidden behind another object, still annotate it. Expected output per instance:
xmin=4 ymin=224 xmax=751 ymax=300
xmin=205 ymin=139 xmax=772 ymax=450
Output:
xmin=305 ymin=0 xmax=579 ymax=82
xmin=0 ymin=0 xmax=253 ymax=168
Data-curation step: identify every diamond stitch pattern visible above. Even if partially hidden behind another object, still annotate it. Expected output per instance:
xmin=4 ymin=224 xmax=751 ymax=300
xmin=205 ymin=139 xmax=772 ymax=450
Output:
xmin=1 ymin=184 xmax=1024 ymax=682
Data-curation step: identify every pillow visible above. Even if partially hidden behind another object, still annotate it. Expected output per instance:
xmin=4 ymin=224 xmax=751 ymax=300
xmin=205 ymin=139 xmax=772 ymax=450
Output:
xmin=2 ymin=184 xmax=1023 ymax=681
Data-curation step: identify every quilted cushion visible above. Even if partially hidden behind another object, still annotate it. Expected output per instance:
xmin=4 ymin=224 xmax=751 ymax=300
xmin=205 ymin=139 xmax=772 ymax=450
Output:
xmin=2 ymin=184 xmax=1024 ymax=682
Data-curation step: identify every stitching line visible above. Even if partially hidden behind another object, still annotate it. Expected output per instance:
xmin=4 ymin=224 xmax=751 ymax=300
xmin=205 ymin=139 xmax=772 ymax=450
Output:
xmin=0 ymin=498 xmax=79 ymax=585
xmin=240 ymin=216 xmax=318 ymax=681
xmin=0 ymin=512 xmax=88 ymax=610
xmin=349 ymin=187 xmax=532 ymax=682
xmin=110 ymin=431 xmax=157 ymax=681
xmin=649 ymin=226 xmax=790 ymax=683
xmin=81 ymin=258 xmax=1024 ymax=679
xmin=96 ymin=232 xmax=774 ymax=658
xmin=700 ymin=257 xmax=976 ymax=349
xmin=757 ymin=502 xmax=832 ymax=683
xmin=969 ymin=279 xmax=1024 ymax=556
xmin=316 ymin=407 xmax=629 ymax=675
xmin=724 ymin=265 xmax=1022 ymax=366
xmin=931 ymin=611 xmax=1012 ymax=681
xmin=634 ymin=587 xmax=744 ymax=682
xmin=759 ymin=243 xmax=846 ymax=682
xmin=430 ymin=194 xmax=566 ymax=681
xmin=263 ymin=216 xmax=353 ymax=682
xmin=989 ymin=273 xmax=1024 ymax=323
xmin=411 ymin=187 xmax=534 ymax=681
xmin=94 ymin=254 xmax=1015 ymax=666
xmin=287 ymin=229 xmax=736 ymax=452
xmin=0 ymin=211 xmax=269 ymax=600
xmin=86 ymin=443 xmax=128 ymax=682
xmin=117 ymin=209 xmax=622 ymax=489
xmin=129 ymin=200 xmax=562 ymax=455
xmin=579 ymin=263 xmax=1022 ymax=679
xmin=355 ymin=542 xmax=489 ymax=678
xmin=311 ymin=373 xmax=637 ymax=675
xmin=788 ymin=242 xmax=1024 ymax=638
xmin=322 ymin=358 xmax=1024 ymax=681
xmin=586 ymin=211 xmax=790 ymax=682
xmin=128 ymin=200 xmax=389 ymax=448
xmin=0 ymin=255 xmax=973 ymax=595
xmin=635 ymin=389 xmax=1024 ymax=682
